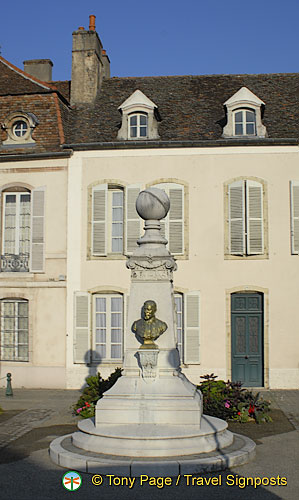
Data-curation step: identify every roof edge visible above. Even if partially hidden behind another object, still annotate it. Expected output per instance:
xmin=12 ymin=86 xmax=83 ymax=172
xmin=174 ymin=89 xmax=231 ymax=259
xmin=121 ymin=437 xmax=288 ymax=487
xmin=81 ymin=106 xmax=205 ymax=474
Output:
xmin=62 ymin=138 xmax=299 ymax=151
xmin=0 ymin=150 xmax=73 ymax=162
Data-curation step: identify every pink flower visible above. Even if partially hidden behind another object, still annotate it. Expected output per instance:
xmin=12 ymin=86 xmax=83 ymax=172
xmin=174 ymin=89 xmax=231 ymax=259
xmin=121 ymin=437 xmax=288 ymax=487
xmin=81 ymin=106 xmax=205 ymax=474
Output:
xmin=225 ymin=401 xmax=230 ymax=408
xmin=76 ymin=408 xmax=82 ymax=413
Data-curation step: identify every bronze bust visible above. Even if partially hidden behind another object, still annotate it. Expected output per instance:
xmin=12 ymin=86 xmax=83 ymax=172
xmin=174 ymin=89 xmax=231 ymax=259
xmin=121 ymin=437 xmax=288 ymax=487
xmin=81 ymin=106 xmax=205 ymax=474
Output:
xmin=132 ymin=300 xmax=167 ymax=349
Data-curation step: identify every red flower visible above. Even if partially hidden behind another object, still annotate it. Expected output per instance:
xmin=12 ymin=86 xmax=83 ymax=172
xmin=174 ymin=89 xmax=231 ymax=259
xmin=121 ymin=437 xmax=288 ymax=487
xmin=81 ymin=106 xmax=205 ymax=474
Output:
xmin=85 ymin=402 xmax=91 ymax=407
xmin=249 ymin=404 xmax=255 ymax=415
xmin=237 ymin=411 xmax=241 ymax=415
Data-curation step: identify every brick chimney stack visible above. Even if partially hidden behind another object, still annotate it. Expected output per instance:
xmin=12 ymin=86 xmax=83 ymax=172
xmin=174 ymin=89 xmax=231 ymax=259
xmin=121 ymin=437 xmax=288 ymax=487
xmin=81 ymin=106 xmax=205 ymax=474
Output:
xmin=70 ymin=15 xmax=110 ymax=105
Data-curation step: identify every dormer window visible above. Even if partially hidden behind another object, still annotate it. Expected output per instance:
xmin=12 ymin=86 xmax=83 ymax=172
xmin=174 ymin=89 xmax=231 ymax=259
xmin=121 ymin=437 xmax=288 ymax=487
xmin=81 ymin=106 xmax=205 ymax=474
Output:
xmin=233 ymin=109 xmax=256 ymax=136
xmin=222 ymin=87 xmax=266 ymax=139
xmin=129 ymin=113 xmax=148 ymax=138
xmin=117 ymin=90 xmax=160 ymax=141
xmin=2 ymin=112 xmax=38 ymax=146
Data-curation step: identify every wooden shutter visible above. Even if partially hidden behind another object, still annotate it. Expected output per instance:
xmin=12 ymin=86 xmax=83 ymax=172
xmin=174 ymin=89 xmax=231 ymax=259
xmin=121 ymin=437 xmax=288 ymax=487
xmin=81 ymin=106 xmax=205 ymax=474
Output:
xmin=92 ymin=184 xmax=107 ymax=256
xmin=246 ymin=180 xmax=263 ymax=255
xmin=30 ymin=187 xmax=45 ymax=272
xmin=169 ymin=186 xmax=184 ymax=254
xmin=290 ymin=181 xmax=299 ymax=254
xmin=154 ymin=183 xmax=184 ymax=254
xmin=74 ymin=292 xmax=91 ymax=363
xmin=184 ymin=291 xmax=200 ymax=364
xmin=228 ymin=180 xmax=245 ymax=254
xmin=125 ymin=185 xmax=141 ymax=254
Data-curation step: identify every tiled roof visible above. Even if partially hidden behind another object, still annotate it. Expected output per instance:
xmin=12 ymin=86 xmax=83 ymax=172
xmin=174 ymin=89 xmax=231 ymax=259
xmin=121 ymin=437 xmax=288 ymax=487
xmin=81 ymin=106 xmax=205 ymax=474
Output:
xmin=0 ymin=57 xmax=71 ymax=154
xmin=0 ymin=57 xmax=53 ymax=95
xmin=1 ymin=50 xmax=299 ymax=154
xmin=68 ymin=73 xmax=299 ymax=144
xmin=51 ymin=81 xmax=71 ymax=102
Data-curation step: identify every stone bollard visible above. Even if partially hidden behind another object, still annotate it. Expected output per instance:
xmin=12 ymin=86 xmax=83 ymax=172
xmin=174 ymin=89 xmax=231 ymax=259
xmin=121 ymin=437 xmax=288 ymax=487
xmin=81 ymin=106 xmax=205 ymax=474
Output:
xmin=5 ymin=372 xmax=13 ymax=397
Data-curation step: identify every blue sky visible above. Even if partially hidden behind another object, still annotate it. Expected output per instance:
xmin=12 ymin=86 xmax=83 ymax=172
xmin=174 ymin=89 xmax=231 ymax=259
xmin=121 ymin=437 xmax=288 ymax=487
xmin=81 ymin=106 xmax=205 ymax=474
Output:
xmin=1 ymin=0 xmax=299 ymax=81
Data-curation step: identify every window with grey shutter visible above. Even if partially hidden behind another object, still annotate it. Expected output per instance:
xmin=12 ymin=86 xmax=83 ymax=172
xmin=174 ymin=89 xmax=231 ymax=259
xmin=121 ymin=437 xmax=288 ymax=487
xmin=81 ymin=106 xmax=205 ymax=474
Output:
xmin=290 ymin=181 xmax=299 ymax=254
xmin=30 ymin=187 xmax=45 ymax=272
xmin=184 ymin=291 xmax=200 ymax=364
xmin=153 ymin=183 xmax=184 ymax=255
xmin=169 ymin=187 xmax=184 ymax=254
xmin=229 ymin=180 xmax=245 ymax=254
xmin=92 ymin=184 xmax=107 ymax=256
xmin=125 ymin=185 xmax=142 ymax=254
xmin=228 ymin=179 xmax=264 ymax=256
xmin=74 ymin=292 xmax=91 ymax=363
xmin=246 ymin=180 xmax=263 ymax=255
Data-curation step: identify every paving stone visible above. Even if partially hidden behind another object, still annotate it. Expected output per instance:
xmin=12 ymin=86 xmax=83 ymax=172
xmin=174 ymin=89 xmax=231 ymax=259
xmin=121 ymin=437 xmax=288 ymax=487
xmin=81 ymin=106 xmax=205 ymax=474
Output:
xmin=0 ymin=409 xmax=56 ymax=449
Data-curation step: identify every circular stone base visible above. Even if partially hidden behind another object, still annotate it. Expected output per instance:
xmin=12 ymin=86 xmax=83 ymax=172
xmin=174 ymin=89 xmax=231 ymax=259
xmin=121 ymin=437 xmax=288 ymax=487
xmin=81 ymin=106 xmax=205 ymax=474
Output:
xmin=73 ymin=415 xmax=233 ymax=457
xmin=49 ymin=432 xmax=256 ymax=475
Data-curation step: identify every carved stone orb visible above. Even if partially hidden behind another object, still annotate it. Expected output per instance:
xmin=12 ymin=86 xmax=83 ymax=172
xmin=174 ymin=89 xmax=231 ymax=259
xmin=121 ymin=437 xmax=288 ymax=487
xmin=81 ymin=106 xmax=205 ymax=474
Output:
xmin=136 ymin=188 xmax=170 ymax=221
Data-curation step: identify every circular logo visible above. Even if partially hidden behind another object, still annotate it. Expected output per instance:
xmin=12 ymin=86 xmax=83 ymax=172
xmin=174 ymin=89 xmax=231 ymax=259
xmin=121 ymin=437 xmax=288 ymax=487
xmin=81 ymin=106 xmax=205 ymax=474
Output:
xmin=62 ymin=471 xmax=82 ymax=491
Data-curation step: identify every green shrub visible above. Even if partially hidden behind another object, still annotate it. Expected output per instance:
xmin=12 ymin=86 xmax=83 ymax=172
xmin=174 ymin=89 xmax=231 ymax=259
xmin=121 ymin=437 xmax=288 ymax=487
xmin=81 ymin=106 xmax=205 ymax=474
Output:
xmin=198 ymin=373 xmax=272 ymax=424
xmin=73 ymin=368 xmax=122 ymax=418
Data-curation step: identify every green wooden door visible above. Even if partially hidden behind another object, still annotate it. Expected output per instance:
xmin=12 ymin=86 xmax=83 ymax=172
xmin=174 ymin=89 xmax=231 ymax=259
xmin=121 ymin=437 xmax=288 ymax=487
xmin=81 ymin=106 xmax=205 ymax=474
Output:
xmin=231 ymin=293 xmax=263 ymax=387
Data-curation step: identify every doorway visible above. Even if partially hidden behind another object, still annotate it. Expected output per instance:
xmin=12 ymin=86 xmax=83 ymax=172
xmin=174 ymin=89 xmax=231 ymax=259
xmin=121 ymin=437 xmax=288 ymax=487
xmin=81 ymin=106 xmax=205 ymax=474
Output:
xmin=231 ymin=292 xmax=264 ymax=387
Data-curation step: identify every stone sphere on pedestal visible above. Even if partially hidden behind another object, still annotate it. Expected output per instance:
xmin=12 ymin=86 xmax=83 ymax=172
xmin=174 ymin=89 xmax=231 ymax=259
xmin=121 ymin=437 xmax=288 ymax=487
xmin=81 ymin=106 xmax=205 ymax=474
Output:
xmin=136 ymin=188 xmax=170 ymax=221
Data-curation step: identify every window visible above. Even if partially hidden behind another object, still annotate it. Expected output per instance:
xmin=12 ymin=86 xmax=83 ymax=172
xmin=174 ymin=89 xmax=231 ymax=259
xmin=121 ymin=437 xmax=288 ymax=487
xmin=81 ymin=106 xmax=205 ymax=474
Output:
xmin=2 ymin=191 xmax=30 ymax=271
xmin=129 ymin=113 xmax=148 ymax=138
xmin=90 ymin=183 xmax=142 ymax=257
xmin=222 ymin=87 xmax=266 ymax=138
xmin=13 ymin=120 xmax=28 ymax=138
xmin=227 ymin=179 xmax=265 ymax=256
xmin=174 ymin=291 xmax=200 ymax=364
xmin=93 ymin=294 xmax=123 ymax=361
xmin=91 ymin=186 xmax=123 ymax=255
xmin=2 ymin=112 xmax=38 ymax=146
xmin=0 ymin=299 xmax=29 ymax=361
xmin=152 ymin=182 xmax=185 ymax=255
xmin=73 ymin=292 xmax=124 ymax=364
xmin=117 ymin=89 xmax=160 ymax=140
xmin=0 ymin=187 xmax=45 ymax=272
xmin=290 ymin=181 xmax=299 ymax=254
xmin=233 ymin=109 xmax=256 ymax=136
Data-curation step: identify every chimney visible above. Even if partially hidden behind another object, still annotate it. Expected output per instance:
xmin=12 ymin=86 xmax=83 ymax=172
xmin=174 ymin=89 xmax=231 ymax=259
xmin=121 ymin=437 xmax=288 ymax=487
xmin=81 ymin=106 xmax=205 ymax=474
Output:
xmin=23 ymin=59 xmax=53 ymax=82
xmin=70 ymin=15 xmax=110 ymax=105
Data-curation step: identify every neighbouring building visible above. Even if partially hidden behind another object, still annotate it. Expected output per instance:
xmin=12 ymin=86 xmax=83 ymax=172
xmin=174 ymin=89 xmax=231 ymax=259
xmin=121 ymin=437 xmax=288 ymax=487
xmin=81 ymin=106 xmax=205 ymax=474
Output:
xmin=1 ymin=15 xmax=299 ymax=389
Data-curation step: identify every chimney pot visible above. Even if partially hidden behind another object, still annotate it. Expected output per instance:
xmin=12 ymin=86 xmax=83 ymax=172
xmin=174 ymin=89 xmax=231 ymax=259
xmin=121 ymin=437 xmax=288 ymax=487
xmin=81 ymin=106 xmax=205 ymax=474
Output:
xmin=89 ymin=15 xmax=96 ymax=31
xmin=78 ymin=26 xmax=85 ymax=30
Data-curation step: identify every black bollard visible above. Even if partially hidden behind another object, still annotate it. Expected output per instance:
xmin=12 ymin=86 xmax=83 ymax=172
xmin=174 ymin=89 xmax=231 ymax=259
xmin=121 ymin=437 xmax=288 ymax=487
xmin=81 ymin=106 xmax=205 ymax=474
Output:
xmin=5 ymin=372 xmax=13 ymax=397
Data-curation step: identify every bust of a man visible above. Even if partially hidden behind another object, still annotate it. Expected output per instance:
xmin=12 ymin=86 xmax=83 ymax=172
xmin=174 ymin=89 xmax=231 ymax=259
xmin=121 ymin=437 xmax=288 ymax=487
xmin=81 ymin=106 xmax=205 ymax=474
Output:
xmin=132 ymin=300 xmax=167 ymax=349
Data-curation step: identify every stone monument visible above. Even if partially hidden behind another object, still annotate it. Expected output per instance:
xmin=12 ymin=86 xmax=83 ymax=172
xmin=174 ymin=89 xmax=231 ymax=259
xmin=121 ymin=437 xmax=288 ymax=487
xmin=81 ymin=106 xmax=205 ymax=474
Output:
xmin=50 ymin=187 xmax=255 ymax=471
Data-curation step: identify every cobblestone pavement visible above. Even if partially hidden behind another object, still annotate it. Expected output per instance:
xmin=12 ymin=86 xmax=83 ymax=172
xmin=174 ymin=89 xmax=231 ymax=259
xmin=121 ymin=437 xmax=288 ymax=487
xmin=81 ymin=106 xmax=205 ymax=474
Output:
xmin=0 ymin=408 xmax=56 ymax=448
xmin=269 ymin=391 xmax=299 ymax=430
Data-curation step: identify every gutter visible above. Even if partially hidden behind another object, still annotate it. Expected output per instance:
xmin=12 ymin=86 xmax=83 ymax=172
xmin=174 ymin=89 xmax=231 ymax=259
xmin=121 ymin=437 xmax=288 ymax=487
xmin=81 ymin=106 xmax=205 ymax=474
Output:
xmin=62 ymin=138 xmax=299 ymax=151
xmin=0 ymin=150 xmax=73 ymax=162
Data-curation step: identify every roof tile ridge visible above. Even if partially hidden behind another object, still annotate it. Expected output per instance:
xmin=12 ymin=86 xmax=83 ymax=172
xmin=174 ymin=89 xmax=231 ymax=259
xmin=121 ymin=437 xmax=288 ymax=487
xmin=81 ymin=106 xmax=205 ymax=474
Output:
xmin=0 ymin=55 xmax=57 ymax=91
xmin=109 ymin=71 xmax=299 ymax=80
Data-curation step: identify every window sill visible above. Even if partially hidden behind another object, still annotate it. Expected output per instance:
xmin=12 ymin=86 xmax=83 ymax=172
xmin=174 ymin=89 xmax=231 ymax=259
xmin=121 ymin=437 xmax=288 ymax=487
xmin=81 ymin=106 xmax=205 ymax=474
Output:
xmin=87 ymin=360 xmax=123 ymax=366
xmin=224 ymin=253 xmax=268 ymax=260
xmin=0 ymin=272 xmax=34 ymax=278
xmin=88 ymin=254 xmax=127 ymax=260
